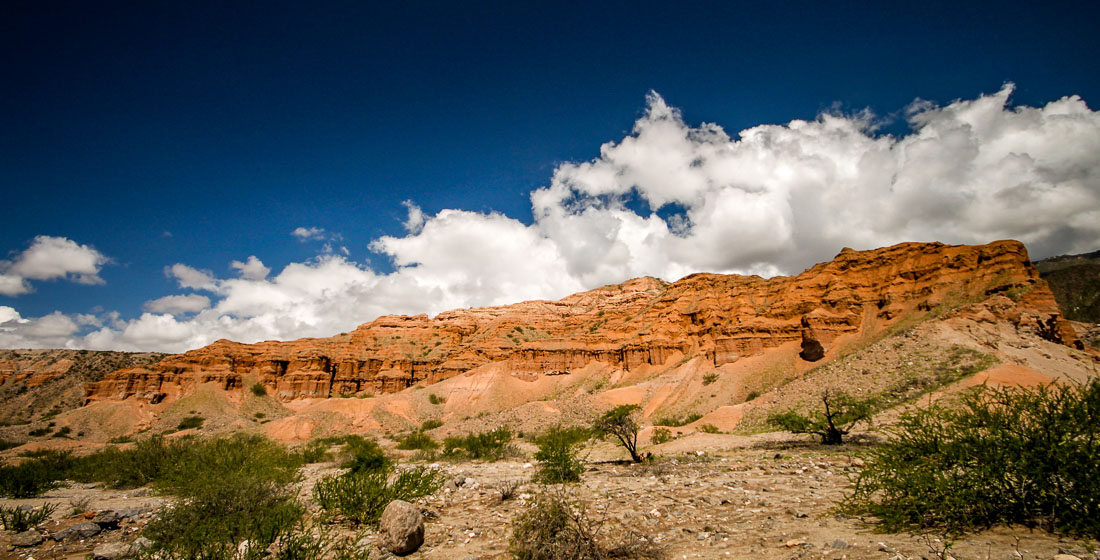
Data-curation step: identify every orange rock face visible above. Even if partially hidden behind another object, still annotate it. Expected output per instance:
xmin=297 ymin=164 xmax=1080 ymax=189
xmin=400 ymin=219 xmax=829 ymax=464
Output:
xmin=0 ymin=356 xmax=75 ymax=388
xmin=84 ymin=240 xmax=1076 ymax=404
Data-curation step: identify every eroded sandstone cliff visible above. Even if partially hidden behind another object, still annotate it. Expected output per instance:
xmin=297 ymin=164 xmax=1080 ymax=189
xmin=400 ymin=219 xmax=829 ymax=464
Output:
xmin=84 ymin=240 xmax=1077 ymax=404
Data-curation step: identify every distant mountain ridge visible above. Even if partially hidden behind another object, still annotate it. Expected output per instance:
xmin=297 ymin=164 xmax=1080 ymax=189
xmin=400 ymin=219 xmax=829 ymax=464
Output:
xmin=1035 ymin=250 xmax=1100 ymax=324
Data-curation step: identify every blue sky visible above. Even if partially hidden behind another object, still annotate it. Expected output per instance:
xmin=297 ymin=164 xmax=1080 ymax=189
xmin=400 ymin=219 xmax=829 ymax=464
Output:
xmin=2 ymin=1 xmax=1099 ymax=352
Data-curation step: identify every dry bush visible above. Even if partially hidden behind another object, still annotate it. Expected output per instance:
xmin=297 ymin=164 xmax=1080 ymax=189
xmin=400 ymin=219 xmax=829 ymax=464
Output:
xmin=510 ymin=488 xmax=663 ymax=560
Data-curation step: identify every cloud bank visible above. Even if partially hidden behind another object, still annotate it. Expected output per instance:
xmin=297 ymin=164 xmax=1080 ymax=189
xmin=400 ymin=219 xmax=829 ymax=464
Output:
xmin=2 ymin=85 xmax=1098 ymax=352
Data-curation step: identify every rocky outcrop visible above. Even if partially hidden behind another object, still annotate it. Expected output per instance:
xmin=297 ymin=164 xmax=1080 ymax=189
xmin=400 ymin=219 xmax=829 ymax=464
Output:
xmin=84 ymin=240 xmax=1076 ymax=404
xmin=0 ymin=350 xmax=167 ymax=388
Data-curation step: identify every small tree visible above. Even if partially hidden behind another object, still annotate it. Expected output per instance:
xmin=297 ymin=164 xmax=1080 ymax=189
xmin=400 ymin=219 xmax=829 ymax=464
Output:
xmin=593 ymin=404 xmax=643 ymax=462
xmin=768 ymin=390 xmax=874 ymax=445
xmin=533 ymin=426 xmax=589 ymax=483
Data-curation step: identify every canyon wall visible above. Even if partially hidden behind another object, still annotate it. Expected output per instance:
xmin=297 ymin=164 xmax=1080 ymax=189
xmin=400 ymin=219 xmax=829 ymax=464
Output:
xmin=84 ymin=240 xmax=1078 ymax=404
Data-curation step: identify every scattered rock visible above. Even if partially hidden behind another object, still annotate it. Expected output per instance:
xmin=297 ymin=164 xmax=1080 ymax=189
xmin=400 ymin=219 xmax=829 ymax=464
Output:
xmin=92 ymin=510 xmax=122 ymax=528
xmin=1052 ymin=555 xmax=1082 ymax=560
xmin=92 ymin=541 xmax=131 ymax=559
xmin=54 ymin=521 xmax=102 ymax=540
xmin=130 ymin=536 xmax=154 ymax=552
xmin=115 ymin=507 xmax=146 ymax=519
xmin=829 ymin=539 xmax=850 ymax=549
xmin=11 ymin=530 xmax=45 ymax=547
xmin=378 ymin=500 xmax=424 ymax=556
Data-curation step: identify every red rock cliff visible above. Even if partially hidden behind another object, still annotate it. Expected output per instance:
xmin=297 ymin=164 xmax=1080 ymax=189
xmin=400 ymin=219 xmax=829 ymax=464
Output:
xmin=84 ymin=240 xmax=1076 ymax=403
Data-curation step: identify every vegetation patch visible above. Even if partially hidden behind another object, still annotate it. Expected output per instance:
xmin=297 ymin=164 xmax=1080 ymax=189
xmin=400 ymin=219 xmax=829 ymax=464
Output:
xmin=2 ymin=433 xmax=308 ymax=497
xmin=650 ymin=428 xmax=673 ymax=445
xmin=314 ymin=465 xmax=443 ymax=526
xmin=768 ymin=390 xmax=875 ymax=445
xmin=844 ymin=378 xmax=1100 ymax=539
xmin=0 ymin=503 xmax=56 ymax=532
xmin=653 ymin=413 xmax=702 ymax=427
xmin=177 ymin=415 xmax=205 ymax=430
xmin=510 ymin=489 xmax=663 ymax=560
xmin=395 ymin=431 xmax=439 ymax=451
xmin=443 ymin=427 xmax=516 ymax=461
xmin=533 ymin=425 xmax=589 ymax=483
xmin=141 ymin=477 xmax=303 ymax=559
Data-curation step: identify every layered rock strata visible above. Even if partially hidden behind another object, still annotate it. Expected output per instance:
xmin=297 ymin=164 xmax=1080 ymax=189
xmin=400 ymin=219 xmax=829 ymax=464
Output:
xmin=84 ymin=240 xmax=1077 ymax=404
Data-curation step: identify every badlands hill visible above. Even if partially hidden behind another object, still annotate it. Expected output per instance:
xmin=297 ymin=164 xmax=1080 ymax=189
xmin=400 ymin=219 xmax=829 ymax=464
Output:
xmin=2 ymin=239 xmax=1094 ymax=449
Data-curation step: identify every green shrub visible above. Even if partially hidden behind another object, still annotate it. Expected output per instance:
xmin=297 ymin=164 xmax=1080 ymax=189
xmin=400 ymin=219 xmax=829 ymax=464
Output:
xmin=702 ymin=373 xmax=719 ymax=385
xmin=420 ymin=419 xmax=443 ymax=431
xmin=177 ymin=415 xmax=205 ymax=430
xmin=395 ymin=431 xmax=439 ymax=451
xmin=0 ymin=438 xmax=23 ymax=451
xmin=533 ymin=426 xmax=588 ymax=484
xmin=142 ymin=478 xmax=303 ymax=559
xmin=510 ymin=489 xmax=662 ymax=560
xmin=768 ymin=390 xmax=875 ymax=444
xmin=844 ymin=379 xmax=1100 ymax=539
xmin=2 ymin=434 xmax=308 ymax=502
xmin=250 ymin=382 xmax=268 ymax=397
xmin=271 ymin=526 xmax=375 ymax=560
xmin=442 ymin=427 xmax=515 ymax=461
xmin=745 ymin=390 xmax=760 ymax=402
xmin=0 ymin=503 xmax=56 ymax=532
xmin=652 ymin=413 xmax=702 ymax=427
xmin=74 ymin=434 xmax=302 ymax=493
xmin=593 ymin=405 xmax=643 ymax=463
xmin=295 ymin=439 xmax=332 ymax=464
xmin=0 ymin=451 xmax=76 ymax=497
xmin=314 ymin=465 xmax=443 ymax=526
xmin=340 ymin=435 xmax=391 ymax=473
xmin=428 ymin=393 xmax=445 ymax=405
xmin=697 ymin=424 xmax=720 ymax=434
xmin=177 ymin=435 xmax=300 ymax=490
xmin=51 ymin=426 xmax=72 ymax=438
xmin=28 ymin=426 xmax=51 ymax=437
xmin=650 ymin=428 xmax=672 ymax=445
xmin=72 ymin=435 xmax=192 ymax=488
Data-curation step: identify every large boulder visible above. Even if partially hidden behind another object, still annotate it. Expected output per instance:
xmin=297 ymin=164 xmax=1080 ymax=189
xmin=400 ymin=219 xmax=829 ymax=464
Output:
xmin=378 ymin=500 xmax=424 ymax=555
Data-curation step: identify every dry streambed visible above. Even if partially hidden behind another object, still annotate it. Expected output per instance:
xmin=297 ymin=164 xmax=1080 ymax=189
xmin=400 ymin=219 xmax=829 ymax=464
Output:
xmin=2 ymin=440 xmax=1094 ymax=560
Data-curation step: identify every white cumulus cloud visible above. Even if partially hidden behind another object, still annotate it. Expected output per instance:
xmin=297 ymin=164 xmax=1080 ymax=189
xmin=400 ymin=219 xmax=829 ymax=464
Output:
xmin=291 ymin=227 xmax=326 ymax=241
xmin=230 ymin=256 xmax=270 ymax=281
xmin=0 ymin=236 xmax=109 ymax=296
xmin=3 ymin=85 xmax=1099 ymax=352
xmin=143 ymin=294 xmax=212 ymax=314
xmin=167 ymin=264 xmax=215 ymax=290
